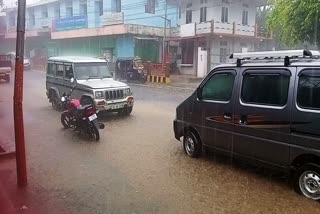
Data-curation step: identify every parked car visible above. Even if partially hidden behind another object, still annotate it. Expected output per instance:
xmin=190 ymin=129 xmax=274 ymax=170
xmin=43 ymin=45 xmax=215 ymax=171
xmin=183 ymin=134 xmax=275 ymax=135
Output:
xmin=174 ymin=50 xmax=320 ymax=200
xmin=0 ymin=54 xmax=12 ymax=83
xmin=24 ymin=57 xmax=31 ymax=70
xmin=46 ymin=56 xmax=134 ymax=115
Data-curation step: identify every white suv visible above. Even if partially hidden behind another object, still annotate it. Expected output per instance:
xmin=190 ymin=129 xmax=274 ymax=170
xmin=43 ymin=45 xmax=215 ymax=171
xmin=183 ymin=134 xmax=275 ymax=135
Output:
xmin=46 ymin=56 xmax=134 ymax=115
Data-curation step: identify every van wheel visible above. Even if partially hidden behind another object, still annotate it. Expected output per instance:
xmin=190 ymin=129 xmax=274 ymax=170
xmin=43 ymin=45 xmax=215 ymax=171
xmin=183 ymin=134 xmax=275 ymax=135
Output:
xmin=183 ymin=131 xmax=201 ymax=158
xmin=294 ymin=163 xmax=320 ymax=200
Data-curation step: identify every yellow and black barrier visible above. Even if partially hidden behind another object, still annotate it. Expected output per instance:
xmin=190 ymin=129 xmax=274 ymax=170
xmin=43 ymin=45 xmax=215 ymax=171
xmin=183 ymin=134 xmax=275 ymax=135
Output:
xmin=147 ymin=75 xmax=171 ymax=84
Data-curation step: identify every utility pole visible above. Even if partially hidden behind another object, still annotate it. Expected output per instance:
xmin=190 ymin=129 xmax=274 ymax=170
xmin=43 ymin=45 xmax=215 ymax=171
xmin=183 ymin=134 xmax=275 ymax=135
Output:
xmin=14 ymin=0 xmax=27 ymax=187
xmin=315 ymin=9 xmax=319 ymax=49
xmin=162 ymin=0 xmax=168 ymax=69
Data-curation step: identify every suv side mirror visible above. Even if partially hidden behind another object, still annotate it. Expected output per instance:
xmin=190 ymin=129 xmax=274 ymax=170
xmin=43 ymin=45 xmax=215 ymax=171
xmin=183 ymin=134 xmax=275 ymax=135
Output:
xmin=196 ymin=87 xmax=202 ymax=100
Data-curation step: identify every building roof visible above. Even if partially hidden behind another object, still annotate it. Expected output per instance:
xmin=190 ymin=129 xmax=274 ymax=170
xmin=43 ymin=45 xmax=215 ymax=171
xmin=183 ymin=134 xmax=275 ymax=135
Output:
xmin=48 ymin=56 xmax=107 ymax=63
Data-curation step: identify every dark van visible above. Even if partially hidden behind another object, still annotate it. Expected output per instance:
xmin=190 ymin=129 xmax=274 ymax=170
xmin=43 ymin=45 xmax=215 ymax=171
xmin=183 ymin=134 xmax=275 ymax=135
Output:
xmin=174 ymin=50 xmax=320 ymax=200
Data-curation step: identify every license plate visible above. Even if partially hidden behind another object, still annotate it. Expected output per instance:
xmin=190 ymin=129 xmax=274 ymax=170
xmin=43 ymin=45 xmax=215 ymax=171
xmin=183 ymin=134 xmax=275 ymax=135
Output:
xmin=111 ymin=104 xmax=123 ymax=110
xmin=88 ymin=114 xmax=97 ymax=121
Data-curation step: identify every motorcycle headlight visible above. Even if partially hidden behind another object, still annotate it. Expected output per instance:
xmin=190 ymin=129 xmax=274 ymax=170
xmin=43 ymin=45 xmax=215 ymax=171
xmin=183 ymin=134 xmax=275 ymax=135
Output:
xmin=124 ymin=88 xmax=131 ymax=97
xmin=95 ymin=91 xmax=104 ymax=99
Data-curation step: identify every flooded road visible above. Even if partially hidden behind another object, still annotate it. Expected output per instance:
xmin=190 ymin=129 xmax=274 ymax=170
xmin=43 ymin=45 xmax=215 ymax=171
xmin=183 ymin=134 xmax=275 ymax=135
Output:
xmin=1 ymin=71 xmax=319 ymax=213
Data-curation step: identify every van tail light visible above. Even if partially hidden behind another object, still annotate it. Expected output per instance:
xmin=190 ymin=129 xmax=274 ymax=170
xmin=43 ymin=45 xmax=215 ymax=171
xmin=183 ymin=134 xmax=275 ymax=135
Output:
xmin=86 ymin=107 xmax=95 ymax=117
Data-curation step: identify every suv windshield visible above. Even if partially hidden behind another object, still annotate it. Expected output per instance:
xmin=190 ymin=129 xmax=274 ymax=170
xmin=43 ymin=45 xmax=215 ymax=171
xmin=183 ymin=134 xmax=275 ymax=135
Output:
xmin=74 ymin=62 xmax=112 ymax=80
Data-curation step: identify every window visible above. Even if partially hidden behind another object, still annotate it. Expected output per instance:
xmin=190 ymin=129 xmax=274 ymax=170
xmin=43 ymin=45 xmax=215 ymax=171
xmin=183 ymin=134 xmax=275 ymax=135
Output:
xmin=297 ymin=73 xmax=320 ymax=110
xmin=202 ymin=72 xmax=235 ymax=101
xmin=186 ymin=10 xmax=192 ymax=24
xmin=56 ymin=64 xmax=64 ymax=77
xmin=66 ymin=1 xmax=73 ymax=17
xmin=41 ymin=6 xmax=48 ymax=18
xmin=79 ymin=0 xmax=87 ymax=16
xmin=221 ymin=6 xmax=229 ymax=23
xmin=47 ymin=63 xmax=56 ymax=76
xmin=200 ymin=7 xmax=207 ymax=22
xmin=64 ymin=65 xmax=73 ymax=79
xmin=9 ymin=13 xmax=15 ymax=26
xmin=30 ymin=11 xmax=35 ymax=26
xmin=181 ymin=41 xmax=194 ymax=64
xmin=201 ymin=0 xmax=208 ymax=4
xmin=241 ymin=72 xmax=290 ymax=106
xmin=54 ymin=5 xmax=60 ymax=18
xmin=116 ymin=0 xmax=121 ymax=12
xmin=220 ymin=48 xmax=227 ymax=63
xmin=95 ymin=0 xmax=103 ymax=16
xmin=242 ymin=10 xmax=248 ymax=25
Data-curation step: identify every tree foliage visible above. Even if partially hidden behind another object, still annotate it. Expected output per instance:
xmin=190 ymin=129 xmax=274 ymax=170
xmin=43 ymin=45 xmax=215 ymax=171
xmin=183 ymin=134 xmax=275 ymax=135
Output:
xmin=268 ymin=0 xmax=320 ymax=48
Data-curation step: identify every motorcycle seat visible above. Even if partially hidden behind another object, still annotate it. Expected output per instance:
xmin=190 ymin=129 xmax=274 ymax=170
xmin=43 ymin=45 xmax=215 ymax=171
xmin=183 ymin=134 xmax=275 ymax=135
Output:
xmin=77 ymin=104 xmax=92 ymax=110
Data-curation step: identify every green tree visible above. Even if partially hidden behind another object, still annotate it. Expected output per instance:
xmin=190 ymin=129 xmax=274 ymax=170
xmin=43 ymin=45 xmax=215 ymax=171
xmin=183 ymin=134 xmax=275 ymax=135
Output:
xmin=268 ymin=0 xmax=320 ymax=48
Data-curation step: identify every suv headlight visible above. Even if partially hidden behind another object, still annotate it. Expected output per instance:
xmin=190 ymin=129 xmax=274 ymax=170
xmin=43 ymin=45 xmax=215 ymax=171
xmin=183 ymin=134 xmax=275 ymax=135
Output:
xmin=95 ymin=91 xmax=104 ymax=99
xmin=124 ymin=88 xmax=131 ymax=97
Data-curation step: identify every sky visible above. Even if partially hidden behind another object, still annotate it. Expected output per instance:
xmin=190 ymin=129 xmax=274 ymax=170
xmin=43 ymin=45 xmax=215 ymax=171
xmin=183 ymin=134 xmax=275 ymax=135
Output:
xmin=3 ymin=0 xmax=38 ymax=8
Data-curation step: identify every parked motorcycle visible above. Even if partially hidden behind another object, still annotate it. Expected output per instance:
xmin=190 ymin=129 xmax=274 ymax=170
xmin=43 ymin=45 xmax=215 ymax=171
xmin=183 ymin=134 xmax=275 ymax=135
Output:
xmin=60 ymin=78 xmax=105 ymax=141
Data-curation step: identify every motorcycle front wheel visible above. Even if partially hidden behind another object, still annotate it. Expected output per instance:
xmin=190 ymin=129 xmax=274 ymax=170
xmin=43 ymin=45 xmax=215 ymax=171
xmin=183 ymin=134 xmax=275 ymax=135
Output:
xmin=61 ymin=112 xmax=71 ymax=129
xmin=89 ymin=124 xmax=100 ymax=141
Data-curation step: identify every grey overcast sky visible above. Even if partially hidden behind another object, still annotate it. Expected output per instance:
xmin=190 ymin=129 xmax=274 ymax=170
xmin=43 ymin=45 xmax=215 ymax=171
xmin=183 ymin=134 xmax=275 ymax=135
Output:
xmin=3 ymin=0 xmax=39 ymax=7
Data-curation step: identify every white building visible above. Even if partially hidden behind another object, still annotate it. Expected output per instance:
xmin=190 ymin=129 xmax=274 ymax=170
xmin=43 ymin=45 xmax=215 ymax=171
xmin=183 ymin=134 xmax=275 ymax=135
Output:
xmin=170 ymin=0 xmax=272 ymax=76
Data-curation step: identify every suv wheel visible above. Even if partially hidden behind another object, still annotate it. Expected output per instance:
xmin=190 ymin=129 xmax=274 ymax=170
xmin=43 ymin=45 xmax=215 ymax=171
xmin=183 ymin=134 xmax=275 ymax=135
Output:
xmin=294 ymin=163 xmax=320 ymax=200
xmin=51 ymin=93 xmax=60 ymax=111
xmin=183 ymin=131 xmax=201 ymax=158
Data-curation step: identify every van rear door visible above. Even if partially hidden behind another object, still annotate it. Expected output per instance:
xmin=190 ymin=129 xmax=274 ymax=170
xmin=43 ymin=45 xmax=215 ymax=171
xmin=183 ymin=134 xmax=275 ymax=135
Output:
xmin=290 ymin=68 xmax=320 ymax=159
xmin=233 ymin=67 xmax=295 ymax=168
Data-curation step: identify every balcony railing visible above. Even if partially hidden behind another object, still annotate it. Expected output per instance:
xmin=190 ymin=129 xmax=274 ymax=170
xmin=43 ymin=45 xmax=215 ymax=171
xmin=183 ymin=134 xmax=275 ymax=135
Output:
xmin=171 ymin=20 xmax=272 ymax=39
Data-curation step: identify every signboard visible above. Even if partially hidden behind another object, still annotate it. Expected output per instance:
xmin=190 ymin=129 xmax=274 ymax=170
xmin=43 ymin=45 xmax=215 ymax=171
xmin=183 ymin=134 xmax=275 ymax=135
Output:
xmin=52 ymin=16 xmax=88 ymax=31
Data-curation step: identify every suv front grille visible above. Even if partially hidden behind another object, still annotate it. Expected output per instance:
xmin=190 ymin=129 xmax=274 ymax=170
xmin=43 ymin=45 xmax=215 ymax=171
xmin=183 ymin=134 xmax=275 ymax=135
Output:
xmin=105 ymin=90 xmax=124 ymax=100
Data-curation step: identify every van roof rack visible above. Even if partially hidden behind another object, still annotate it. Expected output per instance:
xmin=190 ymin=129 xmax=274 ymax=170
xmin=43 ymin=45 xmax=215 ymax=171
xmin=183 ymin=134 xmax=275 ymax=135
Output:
xmin=229 ymin=50 xmax=320 ymax=67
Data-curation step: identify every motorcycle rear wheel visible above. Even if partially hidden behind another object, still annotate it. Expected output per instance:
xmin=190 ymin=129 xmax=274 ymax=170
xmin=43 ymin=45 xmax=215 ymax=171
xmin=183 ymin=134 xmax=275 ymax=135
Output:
xmin=89 ymin=125 xmax=100 ymax=141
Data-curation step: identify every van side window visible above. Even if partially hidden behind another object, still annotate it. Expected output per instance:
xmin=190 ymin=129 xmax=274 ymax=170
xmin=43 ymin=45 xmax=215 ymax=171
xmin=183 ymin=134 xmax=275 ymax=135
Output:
xmin=202 ymin=72 xmax=235 ymax=101
xmin=56 ymin=64 xmax=64 ymax=77
xmin=297 ymin=74 xmax=320 ymax=110
xmin=47 ymin=63 xmax=56 ymax=76
xmin=64 ymin=65 xmax=73 ymax=79
xmin=241 ymin=72 xmax=290 ymax=106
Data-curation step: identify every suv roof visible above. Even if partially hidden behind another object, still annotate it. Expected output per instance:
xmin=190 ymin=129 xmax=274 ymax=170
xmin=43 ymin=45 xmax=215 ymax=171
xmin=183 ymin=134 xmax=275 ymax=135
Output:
xmin=48 ymin=56 xmax=107 ymax=63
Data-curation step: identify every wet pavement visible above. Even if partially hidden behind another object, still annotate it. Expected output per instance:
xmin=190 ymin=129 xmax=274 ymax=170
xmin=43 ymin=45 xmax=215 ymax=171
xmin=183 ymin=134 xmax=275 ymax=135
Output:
xmin=0 ymin=71 xmax=319 ymax=213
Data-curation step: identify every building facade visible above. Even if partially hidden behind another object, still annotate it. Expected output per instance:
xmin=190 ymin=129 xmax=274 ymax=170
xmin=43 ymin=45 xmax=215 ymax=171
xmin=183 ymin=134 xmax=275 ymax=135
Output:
xmin=170 ymin=0 xmax=273 ymax=76
xmin=2 ymin=0 xmax=177 ymax=64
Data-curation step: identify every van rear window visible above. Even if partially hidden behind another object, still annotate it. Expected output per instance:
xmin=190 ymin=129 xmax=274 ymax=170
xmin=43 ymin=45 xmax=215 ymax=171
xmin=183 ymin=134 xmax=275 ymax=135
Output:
xmin=241 ymin=73 xmax=290 ymax=106
xmin=297 ymin=75 xmax=320 ymax=110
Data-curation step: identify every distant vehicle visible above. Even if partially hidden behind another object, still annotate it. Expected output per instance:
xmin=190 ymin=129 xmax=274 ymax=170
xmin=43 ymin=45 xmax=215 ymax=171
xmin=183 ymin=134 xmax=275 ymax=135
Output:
xmin=0 ymin=54 xmax=12 ymax=83
xmin=7 ymin=52 xmax=31 ymax=71
xmin=174 ymin=50 xmax=320 ymax=201
xmin=46 ymin=56 xmax=134 ymax=115
xmin=115 ymin=57 xmax=146 ymax=83
xmin=24 ymin=57 xmax=31 ymax=71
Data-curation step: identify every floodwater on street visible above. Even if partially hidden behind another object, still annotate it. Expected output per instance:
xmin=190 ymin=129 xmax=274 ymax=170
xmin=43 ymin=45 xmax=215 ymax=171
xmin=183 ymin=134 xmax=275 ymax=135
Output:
xmin=1 ymin=71 xmax=320 ymax=213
